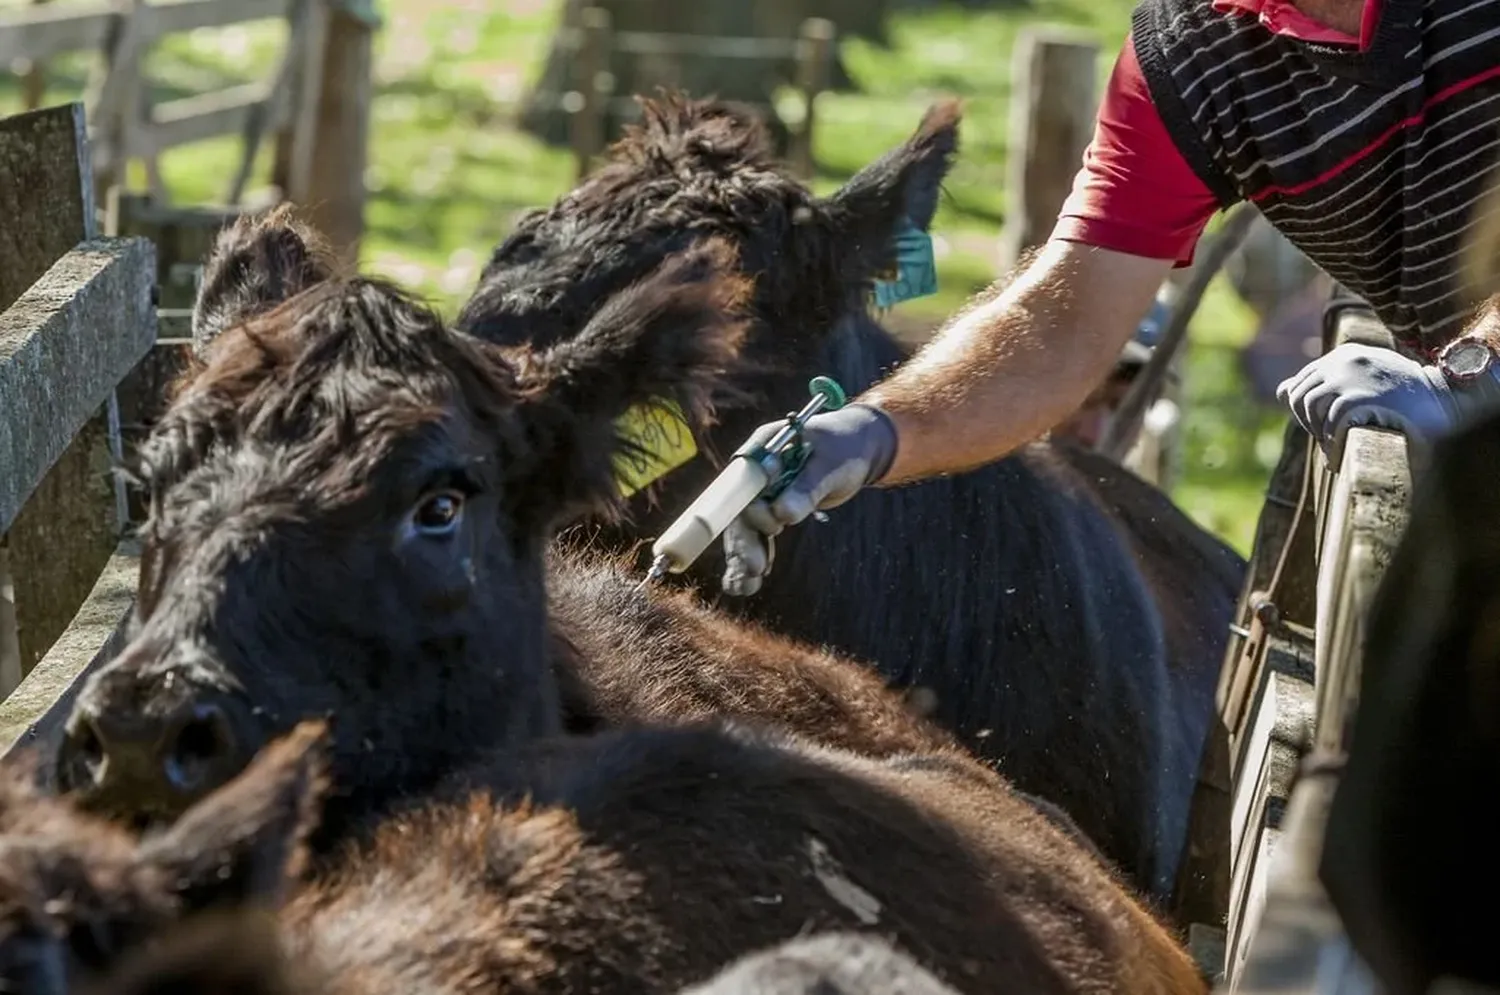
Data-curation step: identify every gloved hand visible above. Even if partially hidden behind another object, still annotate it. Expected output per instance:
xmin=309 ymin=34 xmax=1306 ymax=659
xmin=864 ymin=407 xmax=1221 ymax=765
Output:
xmin=1276 ymin=343 xmax=1461 ymax=452
xmin=720 ymin=403 xmax=898 ymax=597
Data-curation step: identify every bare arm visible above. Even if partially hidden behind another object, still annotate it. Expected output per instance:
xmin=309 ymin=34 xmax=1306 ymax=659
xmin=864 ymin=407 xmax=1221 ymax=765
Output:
xmin=863 ymin=239 xmax=1173 ymax=484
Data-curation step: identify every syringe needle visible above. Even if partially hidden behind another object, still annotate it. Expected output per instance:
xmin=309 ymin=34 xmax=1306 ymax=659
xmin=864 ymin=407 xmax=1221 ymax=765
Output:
xmin=634 ymin=554 xmax=670 ymax=593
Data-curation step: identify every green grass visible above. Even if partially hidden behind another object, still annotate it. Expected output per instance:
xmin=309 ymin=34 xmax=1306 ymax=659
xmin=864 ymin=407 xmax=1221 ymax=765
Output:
xmin=0 ymin=0 xmax=1284 ymax=554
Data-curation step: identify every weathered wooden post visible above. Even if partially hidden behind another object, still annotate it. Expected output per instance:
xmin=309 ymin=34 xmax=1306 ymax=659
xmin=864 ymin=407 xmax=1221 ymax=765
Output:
xmin=298 ymin=0 xmax=376 ymax=266
xmin=84 ymin=0 xmax=148 ymax=195
xmin=997 ymin=27 xmax=1099 ymax=272
xmin=788 ymin=17 xmax=835 ymax=180
xmin=0 ymin=103 xmax=155 ymax=714
xmin=569 ymin=6 xmax=614 ymax=182
xmin=274 ymin=0 xmax=331 ymax=220
xmin=18 ymin=0 xmax=52 ymax=110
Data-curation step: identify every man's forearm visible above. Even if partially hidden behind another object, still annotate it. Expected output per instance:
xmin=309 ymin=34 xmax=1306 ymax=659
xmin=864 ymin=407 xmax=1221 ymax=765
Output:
xmin=862 ymin=240 xmax=1171 ymax=484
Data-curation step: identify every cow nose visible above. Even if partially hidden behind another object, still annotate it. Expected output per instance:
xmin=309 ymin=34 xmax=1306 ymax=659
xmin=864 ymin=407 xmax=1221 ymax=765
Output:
xmin=56 ymin=694 xmax=254 ymax=814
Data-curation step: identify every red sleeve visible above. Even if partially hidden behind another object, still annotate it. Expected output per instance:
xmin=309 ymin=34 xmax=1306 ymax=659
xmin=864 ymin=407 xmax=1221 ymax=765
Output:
xmin=1049 ymin=35 xmax=1220 ymax=267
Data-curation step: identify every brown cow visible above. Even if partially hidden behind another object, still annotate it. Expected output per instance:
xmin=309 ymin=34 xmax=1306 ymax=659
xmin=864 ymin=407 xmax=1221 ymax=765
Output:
xmin=22 ymin=722 xmax=1208 ymax=995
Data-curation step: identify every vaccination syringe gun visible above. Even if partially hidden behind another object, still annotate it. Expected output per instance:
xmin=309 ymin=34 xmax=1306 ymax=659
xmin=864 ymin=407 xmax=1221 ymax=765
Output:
xmin=640 ymin=376 xmax=848 ymax=586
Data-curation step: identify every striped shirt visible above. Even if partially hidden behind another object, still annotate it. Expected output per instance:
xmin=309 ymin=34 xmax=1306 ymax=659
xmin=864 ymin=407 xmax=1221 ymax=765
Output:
xmin=1053 ymin=0 xmax=1500 ymax=358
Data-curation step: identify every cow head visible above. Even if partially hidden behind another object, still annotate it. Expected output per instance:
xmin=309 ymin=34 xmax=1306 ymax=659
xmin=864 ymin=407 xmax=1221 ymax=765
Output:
xmin=458 ymin=93 xmax=960 ymax=452
xmin=0 ymin=722 xmax=326 ymax=995
xmin=55 ymin=207 xmax=750 ymax=827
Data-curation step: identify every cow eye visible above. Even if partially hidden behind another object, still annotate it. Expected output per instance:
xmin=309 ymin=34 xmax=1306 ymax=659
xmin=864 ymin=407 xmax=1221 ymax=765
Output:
xmin=408 ymin=491 xmax=464 ymax=538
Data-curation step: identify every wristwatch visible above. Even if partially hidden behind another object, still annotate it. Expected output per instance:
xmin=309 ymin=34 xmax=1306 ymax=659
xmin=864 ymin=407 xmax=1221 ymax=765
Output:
xmin=1437 ymin=334 xmax=1498 ymax=385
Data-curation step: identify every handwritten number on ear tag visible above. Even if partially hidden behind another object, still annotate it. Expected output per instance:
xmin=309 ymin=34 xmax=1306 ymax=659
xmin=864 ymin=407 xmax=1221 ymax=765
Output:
xmin=614 ymin=399 xmax=699 ymax=498
xmin=872 ymin=218 xmax=938 ymax=309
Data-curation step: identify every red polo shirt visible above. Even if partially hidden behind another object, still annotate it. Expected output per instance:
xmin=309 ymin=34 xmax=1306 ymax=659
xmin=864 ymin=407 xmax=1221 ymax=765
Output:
xmin=1051 ymin=0 xmax=1383 ymax=266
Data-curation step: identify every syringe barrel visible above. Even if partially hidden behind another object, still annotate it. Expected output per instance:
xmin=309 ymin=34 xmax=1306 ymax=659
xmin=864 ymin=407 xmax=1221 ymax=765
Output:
xmin=649 ymin=457 xmax=772 ymax=573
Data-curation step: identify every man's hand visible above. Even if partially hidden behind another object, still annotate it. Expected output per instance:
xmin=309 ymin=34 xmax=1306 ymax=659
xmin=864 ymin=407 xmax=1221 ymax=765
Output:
xmin=1276 ymin=343 xmax=1460 ymax=451
xmin=720 ymin=404 xmax=898 ymax=597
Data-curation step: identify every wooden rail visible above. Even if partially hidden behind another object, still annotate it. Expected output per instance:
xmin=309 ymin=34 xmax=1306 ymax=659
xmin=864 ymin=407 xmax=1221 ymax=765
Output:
xmin=1179 ymin=295 xmax=1413 ymax=992
xmin=0 ymin=0 xmax=375 ymax=262
xmin=1222 ymin=303 xmax=1410 ymax=993
xmin=0 ymin=104 xmax=155 ymax=751
xmin=541 ymin=6 xmax=836 ymax=181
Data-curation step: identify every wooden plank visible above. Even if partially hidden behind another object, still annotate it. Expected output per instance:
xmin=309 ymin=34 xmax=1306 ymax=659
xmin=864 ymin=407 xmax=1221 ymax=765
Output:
xmin=1223 ymin=668 xmax=1315 ymax=968
xmin=226 ymin=0 xmax=307 ymax=205
xmin=132 ymin=82 xmax=272 ymax=156
xmin=85 ymin=0 xmax=149 ymax=192
xmin=278 ymin=0 xmax=330 ymax=205
xmin=1170 ymin=417 xmax=1316 ymax=930
xmin=0 ymin=0 xmax=290 ymax=65
xmin=1231 ymin=774 xmax=1379 ymax=995
xmin=0 ymin=104 xmax=95 ymax=305
xmin=17 ymin=0 xmax=56 ymax=111
xmin=0 ymin=236 xmax=152 ymax=679
xmin=568 ymin=5 xmax=611 ymax=181
xmin=297 ymin=1 xmax=372 ymax=264
xmin=1226 ymin=822 xmax=1284 ymax=986
xmin=0 ymin=102 xmax=115 ymax=691
xmin=1312 ymin=427 xmax=1411 ymax=753
xmin=0 ymin=239 xmax=157 ymax=533
xmin=553 ymin=25 xmax=798 ymax=59
xmin=137 ymin=0 xmax=290 ymax=38
xmin=0 ymin=540 xmax=138 ymax=779
xmin=788 ymin=17 xmax=834 ymax=180
xmin=0 ymin=2 xmax=115 ymax=66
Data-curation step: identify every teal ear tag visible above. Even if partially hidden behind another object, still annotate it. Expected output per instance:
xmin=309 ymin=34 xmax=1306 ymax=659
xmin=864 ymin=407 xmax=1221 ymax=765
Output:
xmin=872 ymin=218 xmax=938 ymax=309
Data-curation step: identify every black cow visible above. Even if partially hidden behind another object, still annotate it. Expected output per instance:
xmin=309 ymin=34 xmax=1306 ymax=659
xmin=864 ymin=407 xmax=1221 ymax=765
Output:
xmin=52 ymin=210 xmax=1013 ymax=859
xmin=15 ymin=721 xmax=1210 ymax=995
xmin=456 ymin=93 xmax=1246 ymax=899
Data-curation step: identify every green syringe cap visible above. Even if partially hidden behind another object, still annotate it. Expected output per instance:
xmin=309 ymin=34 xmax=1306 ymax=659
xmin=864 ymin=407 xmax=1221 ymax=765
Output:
xmin=808 ymin=375 xmax=847 ymax=410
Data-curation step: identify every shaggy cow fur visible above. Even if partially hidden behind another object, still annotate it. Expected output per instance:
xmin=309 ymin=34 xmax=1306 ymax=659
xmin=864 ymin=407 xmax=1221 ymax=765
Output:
xmin=23 ymin=722 xmax=1208 ymax=995
xmin=57 ymin=209 xmax=1081 ymax=883
xmin=455 ymin=93 xmax=1246 ymax=900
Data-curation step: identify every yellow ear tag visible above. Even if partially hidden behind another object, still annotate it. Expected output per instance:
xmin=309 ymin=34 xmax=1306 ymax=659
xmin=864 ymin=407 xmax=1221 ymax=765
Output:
xmin=613 ymin=398 xmax=699 ymax=498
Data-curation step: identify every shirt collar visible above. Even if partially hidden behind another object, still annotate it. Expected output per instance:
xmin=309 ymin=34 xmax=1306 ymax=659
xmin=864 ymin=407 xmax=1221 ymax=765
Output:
xmin=1210 ymin=0 xmax=1382 ymax=50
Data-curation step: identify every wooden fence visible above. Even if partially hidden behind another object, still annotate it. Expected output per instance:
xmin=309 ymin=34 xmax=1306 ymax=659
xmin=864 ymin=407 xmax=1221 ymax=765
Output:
xmin=0 ymin=0 xmax=375 ymax=711
xmin=537 ymin=6 xmax=836 ymax=181
xmin=0 ymin=0 xmax=375 ymax=262
xmin=0 ymin=104 xmax=156 ymax=759
xmin=1169 ymin=296 xmax=1413 ymax=991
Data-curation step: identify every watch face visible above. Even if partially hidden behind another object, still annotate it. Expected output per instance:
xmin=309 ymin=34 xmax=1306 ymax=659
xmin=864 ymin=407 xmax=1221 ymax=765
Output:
xmin=1446 ymin=340 xmax=1492 ymax=379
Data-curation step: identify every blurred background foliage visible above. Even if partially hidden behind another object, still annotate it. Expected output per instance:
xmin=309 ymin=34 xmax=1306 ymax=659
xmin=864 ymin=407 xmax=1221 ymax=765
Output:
xmin=0 ymin=0 xmax=1289 ymax=553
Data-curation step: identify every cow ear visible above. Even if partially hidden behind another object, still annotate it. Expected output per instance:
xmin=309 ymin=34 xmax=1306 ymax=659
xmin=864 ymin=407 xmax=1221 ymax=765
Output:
xmin=192 ymin=204 xmax=338 ymax=356
xmin=504 ymin=238 xmax=753 ymax=526
xmin=820 ymin=100 xmax=960 ymax=284
xmin=137 ymin=722 xmax=330 ymax=914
